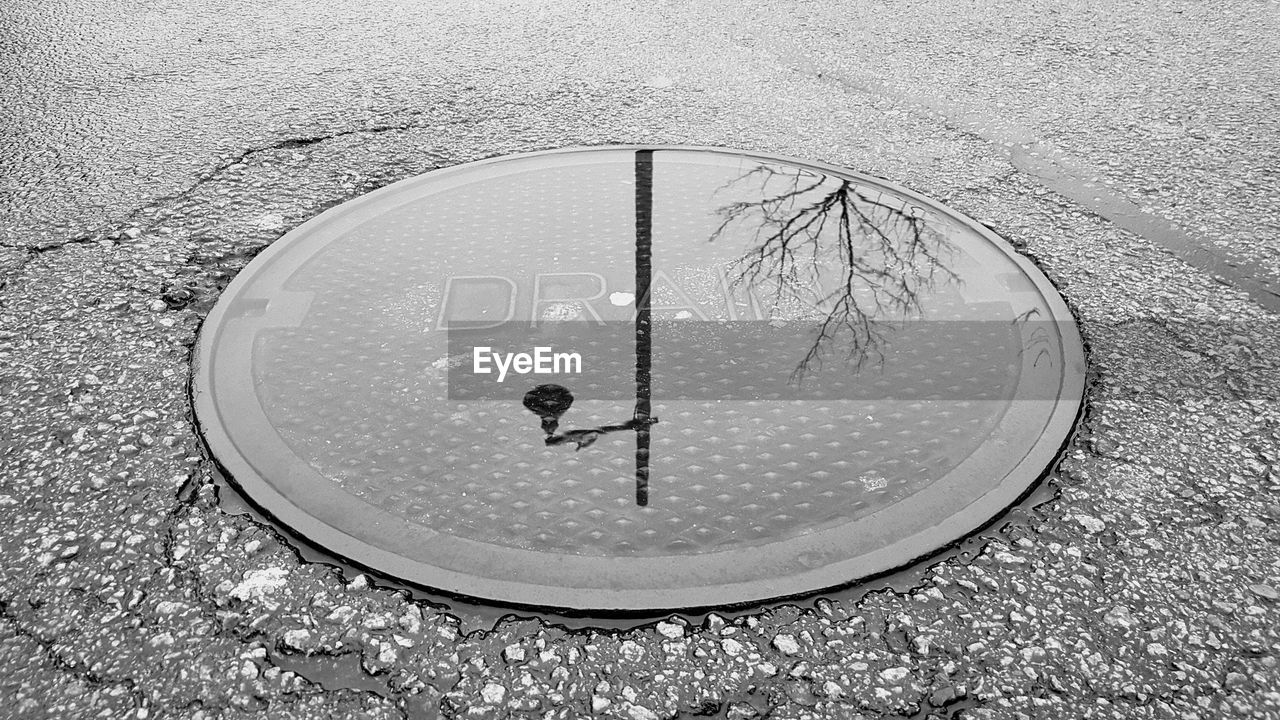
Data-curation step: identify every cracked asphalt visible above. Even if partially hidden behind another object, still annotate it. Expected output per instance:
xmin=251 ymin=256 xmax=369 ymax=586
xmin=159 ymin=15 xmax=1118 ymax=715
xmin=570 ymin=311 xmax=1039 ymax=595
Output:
xmin=2 ymin=0 xmax=1278 ymax=718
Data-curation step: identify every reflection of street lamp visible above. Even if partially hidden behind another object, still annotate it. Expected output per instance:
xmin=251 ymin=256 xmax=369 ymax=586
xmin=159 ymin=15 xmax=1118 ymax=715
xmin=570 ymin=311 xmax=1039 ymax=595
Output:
xmin=633 ymin=149 xmax=654 ymax=507
xmin=524 ymin=150 xmax=659 ymax=507
xmin=523 ymin=383 xmax=657 ymax=452
xmin=522 ymin=383 xmax=574 ymax=435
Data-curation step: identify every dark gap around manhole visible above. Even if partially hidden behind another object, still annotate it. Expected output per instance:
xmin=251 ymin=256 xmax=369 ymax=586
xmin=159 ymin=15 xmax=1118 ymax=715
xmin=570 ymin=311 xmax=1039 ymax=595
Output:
xmin=192 ymin=146 xmax=1088 ymax=619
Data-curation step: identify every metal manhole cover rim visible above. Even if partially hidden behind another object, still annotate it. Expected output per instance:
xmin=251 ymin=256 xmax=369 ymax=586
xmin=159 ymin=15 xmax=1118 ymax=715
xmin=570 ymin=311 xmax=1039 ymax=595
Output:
xmin=193 ymin=144 xmax=1087 ymax=612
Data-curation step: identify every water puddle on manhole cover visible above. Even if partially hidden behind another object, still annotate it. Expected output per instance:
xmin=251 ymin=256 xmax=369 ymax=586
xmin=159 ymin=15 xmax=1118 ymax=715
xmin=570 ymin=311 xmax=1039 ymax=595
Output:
xmin=194 ymin=146 xmax=1085 ymax=612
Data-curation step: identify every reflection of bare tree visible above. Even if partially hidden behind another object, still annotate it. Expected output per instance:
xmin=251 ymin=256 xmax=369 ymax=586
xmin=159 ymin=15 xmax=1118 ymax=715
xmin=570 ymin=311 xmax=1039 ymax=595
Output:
xmin=710 ymin=165 xmax=960 ymax=380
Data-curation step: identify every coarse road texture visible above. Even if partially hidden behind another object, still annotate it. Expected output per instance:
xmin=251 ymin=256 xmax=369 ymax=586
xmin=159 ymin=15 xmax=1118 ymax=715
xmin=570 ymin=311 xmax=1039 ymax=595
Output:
xmin=1 ymin=1 xmax=1278 ymax=719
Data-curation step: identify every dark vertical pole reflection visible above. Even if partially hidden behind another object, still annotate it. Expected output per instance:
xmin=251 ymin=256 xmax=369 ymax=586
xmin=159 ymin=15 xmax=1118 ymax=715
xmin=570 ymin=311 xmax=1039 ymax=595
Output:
xmin=634 ymin=151 xmax=654 ymax=507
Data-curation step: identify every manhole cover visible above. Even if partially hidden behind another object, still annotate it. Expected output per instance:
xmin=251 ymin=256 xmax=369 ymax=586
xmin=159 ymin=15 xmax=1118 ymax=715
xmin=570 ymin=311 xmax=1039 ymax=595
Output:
xmin=195 ymin=146 xmax=1085 ymax=611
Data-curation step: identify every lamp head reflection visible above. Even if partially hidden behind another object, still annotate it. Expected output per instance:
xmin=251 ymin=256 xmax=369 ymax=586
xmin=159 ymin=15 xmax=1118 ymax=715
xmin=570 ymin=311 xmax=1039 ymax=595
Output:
xmin=522 ymin=383 xmax=574 ymax=435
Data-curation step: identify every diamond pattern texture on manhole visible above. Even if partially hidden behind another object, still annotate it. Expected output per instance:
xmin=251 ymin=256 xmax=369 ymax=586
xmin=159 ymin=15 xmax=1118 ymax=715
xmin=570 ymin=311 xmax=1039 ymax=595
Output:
xmin=196 ymin=146 xmax=1085 ymax=610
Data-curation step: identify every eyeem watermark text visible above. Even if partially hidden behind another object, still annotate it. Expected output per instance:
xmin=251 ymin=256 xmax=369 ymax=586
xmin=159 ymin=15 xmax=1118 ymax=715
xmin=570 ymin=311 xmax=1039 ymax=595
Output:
xmin=472 ymin=346 xmax=582 ymax=382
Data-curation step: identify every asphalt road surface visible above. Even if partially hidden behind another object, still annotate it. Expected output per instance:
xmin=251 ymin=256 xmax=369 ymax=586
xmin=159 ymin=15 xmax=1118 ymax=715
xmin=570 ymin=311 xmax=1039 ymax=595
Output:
xmin=1 ymin=1 xmax=1278 ymax=718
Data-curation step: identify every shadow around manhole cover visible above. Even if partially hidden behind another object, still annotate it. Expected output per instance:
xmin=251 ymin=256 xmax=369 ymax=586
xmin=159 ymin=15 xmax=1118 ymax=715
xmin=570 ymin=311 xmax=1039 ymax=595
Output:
xmin=193 ymin=146 xmax=1086 ymax=612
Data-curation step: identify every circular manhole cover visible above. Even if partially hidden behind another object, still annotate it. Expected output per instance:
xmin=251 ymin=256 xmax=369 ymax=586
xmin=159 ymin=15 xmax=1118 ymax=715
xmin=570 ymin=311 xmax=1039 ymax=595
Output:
xmin=195 ymin=146 xmax=1085 ymax=611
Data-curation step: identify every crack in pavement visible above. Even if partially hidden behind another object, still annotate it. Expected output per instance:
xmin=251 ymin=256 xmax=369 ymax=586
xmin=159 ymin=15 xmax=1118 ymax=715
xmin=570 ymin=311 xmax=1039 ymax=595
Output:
xmin=2 ymin=119 xmax=460 ymax=258
xmin=0 ymin=597 xmax=149 ymax=706
xmin=157 ymin=473 xmax=439 ymax=719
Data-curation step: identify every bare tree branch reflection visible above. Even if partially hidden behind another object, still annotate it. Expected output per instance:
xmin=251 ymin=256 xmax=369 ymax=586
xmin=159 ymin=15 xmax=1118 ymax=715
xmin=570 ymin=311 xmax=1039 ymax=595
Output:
xmin=710 ymin=165 xmax=960 ymax=380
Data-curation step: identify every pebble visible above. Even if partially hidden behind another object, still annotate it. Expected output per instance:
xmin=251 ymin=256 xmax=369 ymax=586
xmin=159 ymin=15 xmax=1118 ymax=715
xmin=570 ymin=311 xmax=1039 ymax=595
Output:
xmin=1103 ymin=606 xmax=1135 ymax=629
xmin=230 ymin=567 xmax=289 ymax=601
xmin=591 ymin=696 xmax=611 ymax=712
xmin=1247 ymin=583 xmax=1278 ymax=601
xmin=325 ymin=606 xmax=357 ymax=624
xmin=503 ymin=644 xmax=526 ymax=663
xmin=1074 ymin=515 xmax=1106 ymax=533
xmin=880 ymin=666 xmax=909 ymax=683
xmin=377 ymin=644 xmax=397 ymax=663
xmin=281 ymin=629 xmax=312 ymax=650
xmin=398 ymin=610 xmax=422 ymax=634
xmin=155 ymin=601 xmax=185 ymax=615
xmin=931 ymin=685 xmax=959 ymax=705
xmin=771 ymin=634 xmax=800 ymax=655
xmin=627 ymin=704 xmax=659 ymax=720
xmin=655 ymin=621 xmax=684 ymax=639
xmin=480 ymin=683 xmax=506 ymax=705
xmin=1094 ymin=437 xmax=1119 ymax=454
xmin=620 ymin=640 xmax=645 ymax=662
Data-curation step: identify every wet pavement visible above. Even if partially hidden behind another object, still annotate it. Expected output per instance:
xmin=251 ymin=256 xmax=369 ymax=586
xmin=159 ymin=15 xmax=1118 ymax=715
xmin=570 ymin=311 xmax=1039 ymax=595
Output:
xmin=1 ymin=1 xmax=1278 ymax=719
